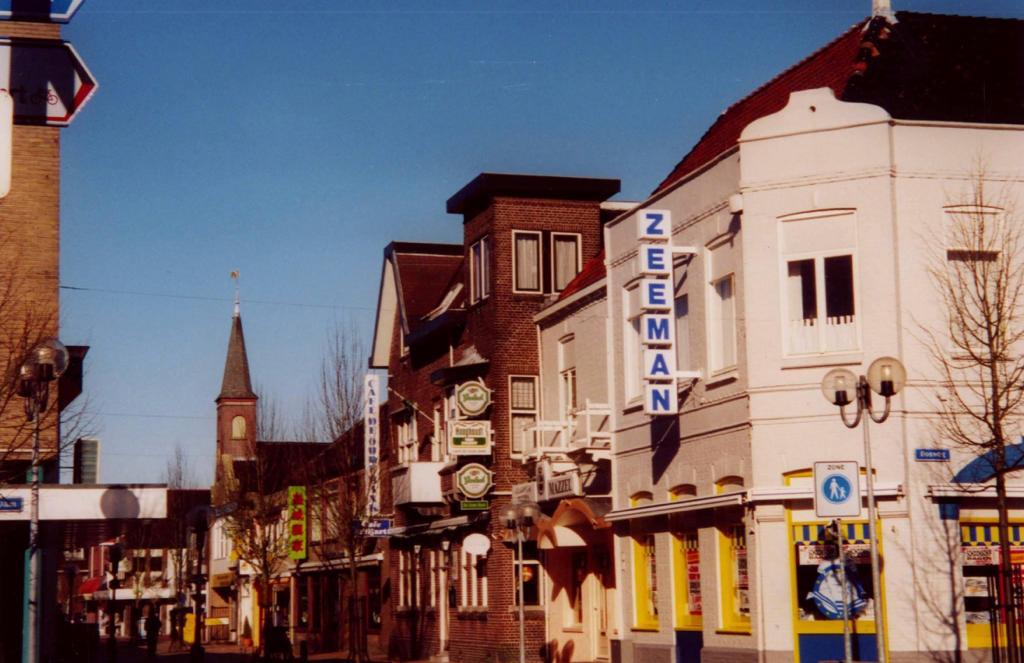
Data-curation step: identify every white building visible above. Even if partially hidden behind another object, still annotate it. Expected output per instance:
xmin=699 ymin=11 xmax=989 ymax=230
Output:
xmin=601 ymin=11 xmax=1024 ymax=663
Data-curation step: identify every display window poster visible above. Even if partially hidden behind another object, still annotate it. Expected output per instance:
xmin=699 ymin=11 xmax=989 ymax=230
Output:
xmin=686 ymin=549 xmax=702 ymax=615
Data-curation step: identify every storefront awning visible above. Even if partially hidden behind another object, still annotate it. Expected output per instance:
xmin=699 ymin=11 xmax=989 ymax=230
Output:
xmin=536 ymin=498 xmax=611 ymax=549
xmin=605 ymin=483 xmax=903 ymax=523
xmin=389 ymin=513 xmax=488 ymax=538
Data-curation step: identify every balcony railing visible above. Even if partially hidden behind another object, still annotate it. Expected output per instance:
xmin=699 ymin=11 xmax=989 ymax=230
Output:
xmin=522 ymin=400 xmax=612 ymax=462
xmin=788 ymin=314 xmax=857 ymax=354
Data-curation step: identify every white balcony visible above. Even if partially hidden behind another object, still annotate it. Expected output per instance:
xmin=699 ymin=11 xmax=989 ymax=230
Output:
xmin=391 ymin=461 xmax=446 ymax=506
xmin=522 ymin=400 xmax=612 ymax=464
xmin=788 ymin=314 xmax=857 ymax=355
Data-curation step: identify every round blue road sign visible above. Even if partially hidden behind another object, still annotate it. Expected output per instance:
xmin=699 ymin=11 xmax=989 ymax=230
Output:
xmin=822 ymin=474 xmax=853 ymax=505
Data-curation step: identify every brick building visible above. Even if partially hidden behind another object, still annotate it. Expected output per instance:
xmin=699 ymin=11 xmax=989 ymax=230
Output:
xmin=370 ymin=173 xmax=620 ymax=662
xmin=0 ymin=18 xmax=90 ymax=663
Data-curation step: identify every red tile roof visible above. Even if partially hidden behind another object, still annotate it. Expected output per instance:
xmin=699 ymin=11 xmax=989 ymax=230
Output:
xmin=557 ymin=250 xmax=606 ymax=301
xmin=655 ymin=19 xmax=866 ymax=193
xmin=655 ymin=12 xmax=1024 ymax=194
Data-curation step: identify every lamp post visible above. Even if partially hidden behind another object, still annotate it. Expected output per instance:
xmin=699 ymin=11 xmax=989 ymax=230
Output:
xmin=187 ymin=507 xmax=209 ymax=663
xmin=501 ymin=502 xmax=540 ymax=663
xmin=821 ymin=356 xmax=906 ymax=663
xmin=18 ymin=338 xmax=69 ymax=663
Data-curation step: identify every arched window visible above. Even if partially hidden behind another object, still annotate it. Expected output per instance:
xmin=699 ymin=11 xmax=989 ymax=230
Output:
xmin=231 ymin=416 xmax=246 ymax=440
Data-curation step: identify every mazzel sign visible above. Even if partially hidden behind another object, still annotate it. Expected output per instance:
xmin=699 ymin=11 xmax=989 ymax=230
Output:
xmin=637 ymin=209 xmax=699 ymax=416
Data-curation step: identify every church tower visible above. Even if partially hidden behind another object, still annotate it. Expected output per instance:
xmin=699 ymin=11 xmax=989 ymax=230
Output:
xmin=215 ymin=299 xmax=258 ymax=479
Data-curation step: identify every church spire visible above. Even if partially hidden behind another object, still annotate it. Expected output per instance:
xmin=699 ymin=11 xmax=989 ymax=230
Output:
xmin=218 ymin=273 xmax=256 ymax=401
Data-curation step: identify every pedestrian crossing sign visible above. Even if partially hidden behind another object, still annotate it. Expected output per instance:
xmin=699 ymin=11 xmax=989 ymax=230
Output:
xmin=813 ymin=461 xmax=860 ymax=518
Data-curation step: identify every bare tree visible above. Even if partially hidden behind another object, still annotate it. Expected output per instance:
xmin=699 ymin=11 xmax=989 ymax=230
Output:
xmin=163 ymin=444 xmax=199 ymax=603
xmin=924 ymin=170 xmax=1024 ymax=659
xmin=301 ymin=323 xmax=371 ymax=662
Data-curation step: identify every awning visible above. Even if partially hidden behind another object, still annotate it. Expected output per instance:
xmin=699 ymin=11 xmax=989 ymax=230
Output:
xmin=605 ymin=482 xmax=904 ymax=523
xmin=537 ymin=498 xmax=611 ymax=549
xmin=389 ymin=513 xmax=487 ymax=538
xmin=604 ymin=492 xmax=743 ymax=522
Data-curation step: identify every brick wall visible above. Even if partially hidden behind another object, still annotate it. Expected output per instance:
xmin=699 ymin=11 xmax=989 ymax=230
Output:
xmin=380 ymin=194 xmax=606 ymax=661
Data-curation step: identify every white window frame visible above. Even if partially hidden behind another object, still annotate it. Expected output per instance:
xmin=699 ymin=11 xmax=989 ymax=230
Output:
xmin=550 ymin=232 xmax=583 ymax=293
xmin=459 ymin=549 xmax=487 ymax=608
xmin=558 ymin=334 xmax=577 ymax=420
xmin=781 ymin=250 xmax=860 ymax=357
xmin=509 ymin=375 xmax=538 ymax=458
xmin=512 ymin=230 xmax=543 ymax=294
xmin=470 ymin=236 xmax=491 ymax=304
xmin=674 ymin=292 xmax=691 ymax=373
xmin=708 ymin=273 xmax=736 ymax=373
xmin=623 ymin=285 xmax=642 ymax=402
xmin=397 ymin=416 xmax=417 ymax=464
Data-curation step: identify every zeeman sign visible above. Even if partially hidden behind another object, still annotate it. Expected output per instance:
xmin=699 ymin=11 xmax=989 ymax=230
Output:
xmin=637 ymin=209 xmax=699 ymax=416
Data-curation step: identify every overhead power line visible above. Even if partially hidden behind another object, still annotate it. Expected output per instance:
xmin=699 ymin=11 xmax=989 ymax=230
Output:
xmin=60 ymin=284 xmax=373 ymax=312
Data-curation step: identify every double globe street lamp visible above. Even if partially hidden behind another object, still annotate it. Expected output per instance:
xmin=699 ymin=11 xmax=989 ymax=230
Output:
xmin=17 ymin=338 xmax=69 ymax=663
xmin=501 ymin=501 xmax=541 ymax=663
xmin=821 ymin=356 xmax=907 ymax=663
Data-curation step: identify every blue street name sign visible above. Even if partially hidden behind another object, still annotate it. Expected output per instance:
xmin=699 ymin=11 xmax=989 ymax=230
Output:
xmin=915 ymin=448 xmax=951 ymax=462
xmin=0 ymin=0 xmax=85 ymax=23
xmin=0 ymin=496 xmax=23 ymax=511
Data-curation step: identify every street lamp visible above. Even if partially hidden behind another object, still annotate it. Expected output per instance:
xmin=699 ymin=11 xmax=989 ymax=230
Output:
xmin=501 ymin=502 xmax=540 ymax=663
xmin=187 ymin=507 xmax=209 ymax=662
xmin=821 ymin=356 xmax=906 ymax=663
xmin=18 ymin=337 xmax=69 ymax=663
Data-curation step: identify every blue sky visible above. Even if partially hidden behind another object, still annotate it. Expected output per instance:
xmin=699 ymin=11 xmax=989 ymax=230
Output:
xmin=57 ymin=0 xmax=1024 ymax=484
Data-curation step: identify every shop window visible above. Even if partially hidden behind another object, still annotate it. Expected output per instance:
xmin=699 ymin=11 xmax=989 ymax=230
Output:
xmin=631 ymin=492 xmax=658 ymax=629
xmin=231 ymin=416 xmax=246 ymax=440
xmin=470 ymin=236 xmax=492 ymax=303
xmin=718 ymin=523 xmax=750 ymax=631
xmin=785 ymin=254 xmax=857 ymax=354
xmin=510 ymin=376 xmax=538 ymax=456
xmin=398 ymin=550 xmax=417 ymax=609
xmin=514 ymin=541 xmax=542 ymax=608
xmin=670 ymin=485 xmax=701 ymax=630
xmin=792 ymin=522 xmax=875 ymax=630
xmin=960 ymin=521 xmax=1024 ymax=649
xmin=459 ymin=549 xmax=487 ymax=608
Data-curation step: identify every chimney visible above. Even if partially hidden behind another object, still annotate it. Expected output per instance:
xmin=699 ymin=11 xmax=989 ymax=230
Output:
xmin=872 ymin=0 xmax=895 ymax=21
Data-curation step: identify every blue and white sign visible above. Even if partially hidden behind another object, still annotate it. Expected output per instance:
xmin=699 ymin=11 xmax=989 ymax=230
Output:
xmin=813 ymin=461 xmax=861 ymax=518
xmin=915 ymin=448 xmax=951 ymax=462
xmin=644 ymin=348 xmax=676 ymax=380
xmin=0 ymin=0 xmax=85 ymax=23
xmin=0 ymin=496 xmax=22 ymax=512
xmin=637 ymin=209 xmax=671 ymax=241
xmin=645 ymin=383 xmax=677 ymax=415
xmin=641 ymin=314 xmax=673 ymax=346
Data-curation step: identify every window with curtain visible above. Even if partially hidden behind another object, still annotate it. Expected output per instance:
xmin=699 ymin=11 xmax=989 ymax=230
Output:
xmin=710 ymin=274 xmax=736 ymax=371
xmin=553 ymin=233 xmax=580 ymax=291
xmin=514 ymin=232 xmax=541 ymax=292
